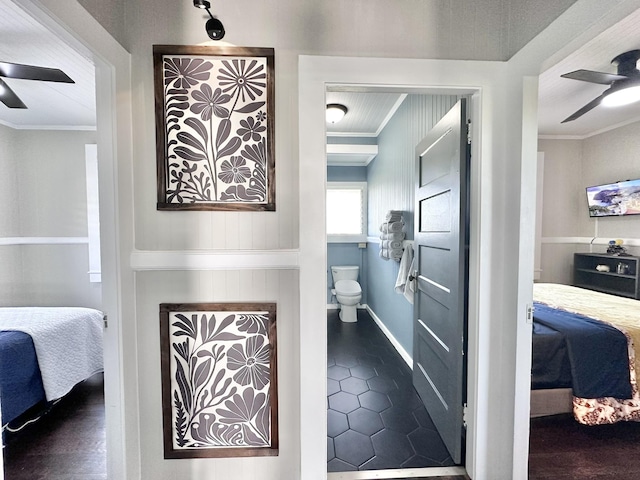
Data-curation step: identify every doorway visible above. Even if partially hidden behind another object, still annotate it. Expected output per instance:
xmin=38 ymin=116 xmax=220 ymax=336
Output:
xmin=323 ymin=86 xmax=473 ymax=478
xmin=0 ymin=1 xmax=131 ymax=479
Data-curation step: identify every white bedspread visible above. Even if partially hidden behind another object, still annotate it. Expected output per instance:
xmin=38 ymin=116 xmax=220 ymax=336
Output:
xmin=0 ymin=307 xmax=104 ymax=401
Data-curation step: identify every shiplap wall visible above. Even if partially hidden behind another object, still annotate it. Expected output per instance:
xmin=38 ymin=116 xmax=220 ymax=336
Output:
xmin=366 ymin=94 xmax=462 ymax=356
xmin=135 ymin=269 xmax=299 ymax=480
xmin=0 ymin=125 xmax=101 ymax=308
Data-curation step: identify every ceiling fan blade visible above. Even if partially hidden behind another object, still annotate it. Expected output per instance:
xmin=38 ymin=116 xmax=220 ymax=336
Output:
xmin=0 ymin=61 xmax=74 ymax=83
xmin=561 ymin=93 xmax=606 ymax=123
xmin=0 ymin=78 xmax=27 ymax=109
xmin=561 ymin=69 xmax=626 ymax=85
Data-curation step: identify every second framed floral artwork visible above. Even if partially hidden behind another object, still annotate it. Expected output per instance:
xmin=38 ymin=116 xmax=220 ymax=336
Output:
xmin=159 ymin=302 xmax=278 ymax=458
xmin=153 ymin=45 xmax=275 ymax=210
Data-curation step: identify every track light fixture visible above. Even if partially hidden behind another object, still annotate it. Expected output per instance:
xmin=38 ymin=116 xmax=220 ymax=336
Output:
xmin=193 ymin=0 xmax=225 ymax=41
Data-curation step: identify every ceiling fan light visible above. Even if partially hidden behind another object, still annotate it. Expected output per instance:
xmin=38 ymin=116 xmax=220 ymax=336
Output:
xmin=326 ymin=104 xmax=348 ymax=123
xmin=602 ymin=85 xmax=640 ymax=107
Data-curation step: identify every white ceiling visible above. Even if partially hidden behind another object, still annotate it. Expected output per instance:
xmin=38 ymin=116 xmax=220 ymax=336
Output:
xmin=538 ymin=7 xmax=640 ymax=138
xmin=327 ymin=7 xmax=640 ymax=143
xmin=5 ymin=1 xmax=640 ymax=139
xmin=0 ymin=0 xmax=96 ymax=130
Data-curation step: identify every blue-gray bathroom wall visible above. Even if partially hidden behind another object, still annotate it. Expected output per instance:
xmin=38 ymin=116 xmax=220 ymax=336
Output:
xmin=327 ymin=166 xmax=367 ymax=182
xmin=366 ymin=94 xmax=463 ymax=359
xmin=327 ymin=165 xmax=368 ymax=303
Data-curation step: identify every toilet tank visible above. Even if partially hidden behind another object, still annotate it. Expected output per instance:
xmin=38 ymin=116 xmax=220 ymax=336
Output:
xmin=331 ymin=266 xmax=359 ymax=284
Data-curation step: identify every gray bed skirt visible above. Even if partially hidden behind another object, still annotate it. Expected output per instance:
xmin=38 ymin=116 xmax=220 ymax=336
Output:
xmin=530 ymin=388 xmax=573 ymax=417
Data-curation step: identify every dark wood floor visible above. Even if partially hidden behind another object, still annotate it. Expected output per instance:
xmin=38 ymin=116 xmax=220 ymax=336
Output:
xmin=3 ymin=372 xmax=106 ymax=480
xmin=4 ymin=371 xmax=640 ymax=480
xmin=529 ymin=413 xmax=640 ymax=479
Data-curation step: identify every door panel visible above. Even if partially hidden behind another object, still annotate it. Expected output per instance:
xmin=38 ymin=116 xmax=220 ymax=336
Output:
xmin=412 ymin=98 xmax=469 ymax=464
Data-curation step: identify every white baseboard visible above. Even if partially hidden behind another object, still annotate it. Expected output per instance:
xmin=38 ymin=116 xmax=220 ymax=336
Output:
xmin=328 ymin=466 xmax=467 ymax=479
xmin=365 ymin=305 xmax=413 ymax=369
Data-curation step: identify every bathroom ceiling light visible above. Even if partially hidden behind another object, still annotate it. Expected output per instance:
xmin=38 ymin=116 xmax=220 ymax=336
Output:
xmin=193 ymin=0 xmax=225 ymax=40
xmin=326 ymin=103 xmax=348 ymax=123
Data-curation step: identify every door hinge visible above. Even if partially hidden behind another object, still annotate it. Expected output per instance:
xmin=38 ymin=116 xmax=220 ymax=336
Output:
xmin=526 ymin=304 xmax=534 ymax=324
xmin=466 ymin=120 xmax=472 ymax=145
xmin=103 ymin=315 xmax=108 ymax=328
xmin=462 ymin=403 xmax=468 ymax=427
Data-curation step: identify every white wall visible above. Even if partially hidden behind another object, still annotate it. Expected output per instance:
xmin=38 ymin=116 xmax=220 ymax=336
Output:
xmin=17 ymin=1 xmax=639 ymax=480
xmin=538 ymin=122 xmax=640 ymax=284
xmin=0 ymin=126 xmax=101 ymax=308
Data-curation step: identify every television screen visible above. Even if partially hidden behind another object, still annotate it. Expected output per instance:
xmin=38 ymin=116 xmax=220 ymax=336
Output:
xmin=586 ymin=178 xmax=640 ymax=217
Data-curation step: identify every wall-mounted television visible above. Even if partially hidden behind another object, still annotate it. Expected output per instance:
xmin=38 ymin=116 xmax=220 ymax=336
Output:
xmin=586 ymin=178 xmax=640 ymax=217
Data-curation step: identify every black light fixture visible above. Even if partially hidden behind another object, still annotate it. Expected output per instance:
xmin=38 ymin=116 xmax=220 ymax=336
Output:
xmin=193 ymin=0 xmax=225 ymax=41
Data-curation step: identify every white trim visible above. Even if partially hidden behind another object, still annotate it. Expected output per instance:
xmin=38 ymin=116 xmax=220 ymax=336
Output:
xmin=366 ymin=305 xmax=412 ymax=368
xmin=539 ymin=112 xmax=640 ymax=140
xmin=130 ymin=249 xmax=301 ymax=271
xmin=86 ymin=144 xmax=102 ymax=283
xmin=0 ymin=237 xmax=89 ymax=245
xmin=541 ymin=236 xmax=640 ymax=247
xmin=326 ymin=143 xmax=378 ymax=166
xmin=0 ymin=118 xmax=96 ymax=131
xmin=375 ymin=94 xmax=408 ymax=136
xmin=327 ymin=466 xmax=467 ymax=480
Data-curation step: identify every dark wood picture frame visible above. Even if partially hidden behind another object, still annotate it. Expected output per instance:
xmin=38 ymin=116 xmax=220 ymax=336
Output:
xmin=160 ymin=302 xmax=278 ymax=458
xmin=154 ymin=45 xmax=275 ymax=211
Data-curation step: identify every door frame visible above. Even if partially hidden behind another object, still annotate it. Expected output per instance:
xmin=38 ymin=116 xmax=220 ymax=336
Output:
xmin=299 ymin=57 xmax=494 ymax=480
xmin=5 ymin=2 xmax=138 ymax=479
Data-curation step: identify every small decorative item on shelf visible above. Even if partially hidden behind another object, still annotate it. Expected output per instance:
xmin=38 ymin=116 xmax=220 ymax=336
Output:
xmin=607 ymin=239 xmax=628 ymax=256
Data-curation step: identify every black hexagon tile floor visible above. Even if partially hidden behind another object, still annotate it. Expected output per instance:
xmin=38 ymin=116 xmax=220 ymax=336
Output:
xmin=327 ymin=309 xmax=456 ymax=472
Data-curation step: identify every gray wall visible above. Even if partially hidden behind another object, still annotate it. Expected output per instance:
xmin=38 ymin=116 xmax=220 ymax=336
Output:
xmin=366 ymin=94 xmax=461 ymax=357
xmin=0 ymin=125 xmax=101 ymax=308
xmin=538 ymin=121 xmax=640 ymax=285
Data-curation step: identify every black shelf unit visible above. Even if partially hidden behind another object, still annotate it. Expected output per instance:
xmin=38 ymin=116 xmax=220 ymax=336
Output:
xmin=573 ymin=253 xmax=640 ymax=299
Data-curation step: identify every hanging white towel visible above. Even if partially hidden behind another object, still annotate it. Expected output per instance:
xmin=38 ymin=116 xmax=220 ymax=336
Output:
xmin=395 ymin=244 xmax=413 ymax=294
xmin=390 ymin=248 xmax=403 ymax=261
xmin=403 ymin=256 xmax=416 ymax=305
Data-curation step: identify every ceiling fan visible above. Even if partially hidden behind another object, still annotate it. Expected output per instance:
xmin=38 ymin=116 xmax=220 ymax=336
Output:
xmin=0 ymin=61 xmax=74 ymax=109
xmin=561 ymin=49 xmax=640 ymax=123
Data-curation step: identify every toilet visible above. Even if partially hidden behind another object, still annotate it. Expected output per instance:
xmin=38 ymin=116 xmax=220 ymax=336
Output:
xmin=331 ymin=266 xmax=362 ymax=323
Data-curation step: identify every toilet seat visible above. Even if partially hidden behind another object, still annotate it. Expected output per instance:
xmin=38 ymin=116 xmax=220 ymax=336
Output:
xmin=334 ymin=279 xmax=361 ymax=296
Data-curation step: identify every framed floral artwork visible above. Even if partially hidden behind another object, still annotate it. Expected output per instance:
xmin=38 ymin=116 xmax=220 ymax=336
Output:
xmin=159 ymin=302 xmax=278 ymax=458
xmin=153 ymin=45 xmax=275 ymax=211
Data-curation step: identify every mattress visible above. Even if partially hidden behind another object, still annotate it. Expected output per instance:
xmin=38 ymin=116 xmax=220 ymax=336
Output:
xmin=0 ymin=307 xmax=104 ymax=427
xmin=0 ymin=331 xmax=46 ymax=425
xmin=532 ymin=283 xmax=640 ymax=425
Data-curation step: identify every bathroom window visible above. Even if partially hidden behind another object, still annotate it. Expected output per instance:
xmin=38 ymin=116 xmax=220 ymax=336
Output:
xmin=327 ymin=182 xmax=367 ymax=243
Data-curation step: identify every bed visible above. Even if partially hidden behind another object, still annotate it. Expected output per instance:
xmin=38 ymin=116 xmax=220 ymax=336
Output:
xmin=531 ymin=283 xmax=640 ymax=425
xmin=0 ymin=307 xmax=104 ymax=430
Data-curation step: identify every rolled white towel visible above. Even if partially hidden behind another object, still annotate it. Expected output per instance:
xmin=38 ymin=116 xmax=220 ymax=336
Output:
xmin=380 ymin=222 xmax=404 ymax=233
xmin=381 ymin=240 xmax=390 ymax=249
xmin=380 ymin=232 xmax=405 ymax=241
xmin=390 ymin=248 xmax=403 ymax=261
xmin=389 ymin=240 xmax=403 ymax=250
xmin=385 ymin=211 xmax=404 ymax=222
xmin=379 ymin=247 xmax=390 ymax=260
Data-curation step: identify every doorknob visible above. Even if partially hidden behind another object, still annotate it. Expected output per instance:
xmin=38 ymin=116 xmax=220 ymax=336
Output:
xmin=408 ymin=270 xmax=417 ymax=282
